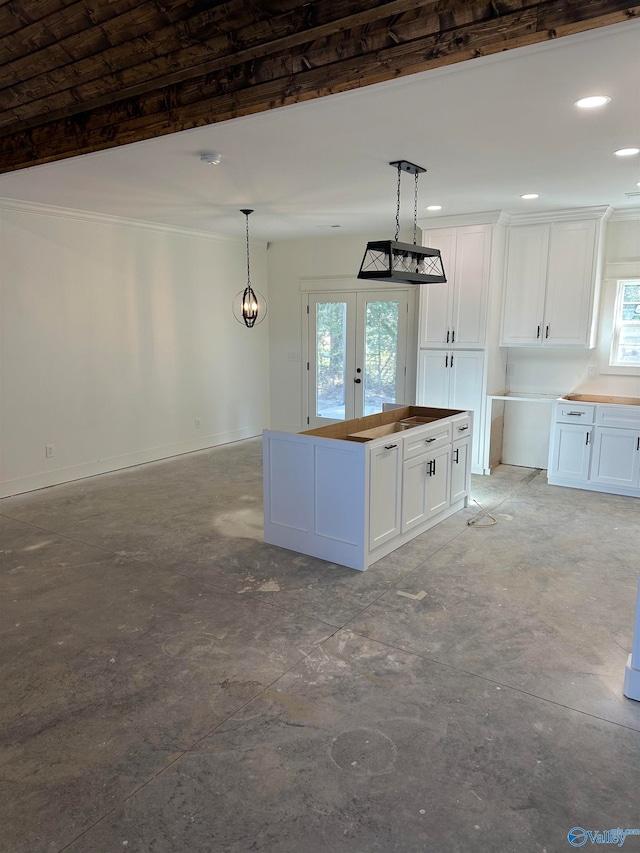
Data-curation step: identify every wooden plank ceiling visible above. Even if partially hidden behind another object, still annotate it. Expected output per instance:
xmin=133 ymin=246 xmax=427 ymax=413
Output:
xmin=0 ymin=0 xmax=638 ymax=173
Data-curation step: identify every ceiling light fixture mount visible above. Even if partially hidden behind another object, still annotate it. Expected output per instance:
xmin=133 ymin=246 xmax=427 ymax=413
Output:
xmin=357 ymin=160 xmax=446 ymax=285
xmin=232 ymin=209 xmax=267 ymax=328
xmin=200 ymin=151 xmax=222 ymax=165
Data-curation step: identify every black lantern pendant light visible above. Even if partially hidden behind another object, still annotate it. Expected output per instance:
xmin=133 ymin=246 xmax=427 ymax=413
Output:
xmin=233 ymin=209 xmax=266 ymax=328
xmin=357 ymin=160 xmax=447 ymax=285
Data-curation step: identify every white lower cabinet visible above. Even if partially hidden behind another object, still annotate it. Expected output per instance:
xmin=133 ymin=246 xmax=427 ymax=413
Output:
xmin=590 ymin=427 xmax=640 ymax=489
xmin=263 ymin=406 xmax=473 ymax=571
xmin=548 ymin=422 xmax=592 ymax=482
xmin=451 ymin=438 xmax=471 ymax=503
xmin=369 ymin=441 xmax=402 ymax=549
xmin=402 ymin=445 xmax=451 ymax=533
xmin=548 ymin=399 xmax=640 ymax=497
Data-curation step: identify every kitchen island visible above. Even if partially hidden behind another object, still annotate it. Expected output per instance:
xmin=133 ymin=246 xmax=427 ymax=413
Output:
xmin=263 ymin=405 xmax=472 ymax=571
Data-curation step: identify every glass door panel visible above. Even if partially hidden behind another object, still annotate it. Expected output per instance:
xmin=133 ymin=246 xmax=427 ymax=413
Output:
xmin=362 ymin=297 xmax=402 ymax=416
xmin=308 ymin=290 xmax=408 ymax=428
xmin=308 ymin=294 xmax=356 ymax=428
xmin=316 ymin=301 xmax=348 ymax=420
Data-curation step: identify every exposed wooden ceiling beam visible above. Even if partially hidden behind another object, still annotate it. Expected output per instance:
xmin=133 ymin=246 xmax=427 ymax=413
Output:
xmin=0 ymin=0 xmax=637 ymax=173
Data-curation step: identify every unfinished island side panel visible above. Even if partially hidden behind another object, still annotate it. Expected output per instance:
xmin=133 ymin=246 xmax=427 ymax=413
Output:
xmin=263 ymin=430 xmax=368 ymax=571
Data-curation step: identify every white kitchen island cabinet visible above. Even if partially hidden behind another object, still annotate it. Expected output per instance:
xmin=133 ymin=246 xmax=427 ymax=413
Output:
xmin=263 ymin=406 xmax=472 ymax=571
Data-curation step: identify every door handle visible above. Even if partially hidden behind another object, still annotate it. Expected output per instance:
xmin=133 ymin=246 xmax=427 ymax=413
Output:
xmin=585 ymin=432 xmax=590 ymax=446
xmin=537 ymin=325 xmax=541 ymax=339
xmin=354 ymin=378 xmax=361 ymax=383
xmin=425 ymin=437 xmax=437 ymax=443
xmin=637 ymin=437 xmax=640 ymax=451
xmin=454 ymin=448 xmax=459 ymax=463
xmin=428 ymin=460 xmax=434 ymax=476
xmin=446 ymin=330 xmax=450 ymax=343
xmin=445 ymin=354 xmax=448 ymax=368
xmin=458 ymin=425 xmax=469 ymax=431
xmin=545 ymin=325 xmax=549 ymax=339
xmin=384 ymin=444 xmax=397 ymax=450
xmin=432 ymin=459 xmax=437 ymax=475
xmin=451 ymin=330 xmax=455 ymax=343
xmin=450 ymin=354 xmax=454 ymax=367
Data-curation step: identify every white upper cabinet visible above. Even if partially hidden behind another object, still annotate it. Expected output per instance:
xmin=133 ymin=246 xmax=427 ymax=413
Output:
xmin=500 ymin=210 xmax=608 ymax=348
xmin=419 ymin=224 xmax=492 ymax=348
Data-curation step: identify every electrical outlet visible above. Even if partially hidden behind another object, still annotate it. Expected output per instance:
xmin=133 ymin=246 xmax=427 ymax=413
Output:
xmin=505 ymin=363 xmax=515 ymax=377
xmin=45 ymin=444 xmax=54 ymax=458
xmin=195 ymin=418 xmax=201 ymax=429
xmin=587 ymin=366 xmax=598 ymax=380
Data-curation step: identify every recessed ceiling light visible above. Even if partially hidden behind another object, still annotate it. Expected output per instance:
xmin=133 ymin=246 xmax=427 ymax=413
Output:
xmin=521 ymin=193 xmax=540 ymax=200
xmin=614 ymin=148 xmax=640 ymax=157
xmin=426 ymin=205 xmax=442 ymax=211
xmin=574 ymin=95 xmax=611 ymax=109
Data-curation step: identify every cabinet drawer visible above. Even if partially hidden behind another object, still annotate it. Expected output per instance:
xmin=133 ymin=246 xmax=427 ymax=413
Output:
xmin=403 ymin=420 xmax=452 ymax=460
xmin=556 ymin=403 xmax=595 ymax=424
xmin=596 ymin=405 xmax=640 ymax=430
xmin=451 ymin=413 xmax=472 ymax=440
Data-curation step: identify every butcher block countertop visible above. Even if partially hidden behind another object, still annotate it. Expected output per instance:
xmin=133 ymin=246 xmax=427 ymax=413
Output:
xmin=563 ymin=394 xmax=640 ymax=406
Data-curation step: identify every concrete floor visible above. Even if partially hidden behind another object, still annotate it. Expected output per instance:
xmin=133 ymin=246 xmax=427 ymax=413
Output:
xmin=1 ymin=439 xmax=639 ymax=853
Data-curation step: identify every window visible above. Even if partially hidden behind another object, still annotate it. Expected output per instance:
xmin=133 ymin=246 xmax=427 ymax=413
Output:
xmin=610 ymin=279 xmax=640 ymax=366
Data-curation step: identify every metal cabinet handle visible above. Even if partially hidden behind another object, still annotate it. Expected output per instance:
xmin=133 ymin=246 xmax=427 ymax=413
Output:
xmin=450 ymin=354 xmax=454 ymax=367
xmin=354 ymin=377 xmax=361 ymax=383
xmin=384 ymin=444 xmax=397 ymax=450
xmin=458 ymin=425 xmax=469 ymax=431
xmin=445 ymin=354 xmax=448 ymax=368
xmin=454 ymin=448 xmax=459 ymax=463
xmin=433 ymin=459 xmax=437 ymax=475
xmin=425 ymin=437 xmax=437 ymax=443
xmin=567 ymin=412 xmax=584 ymax=416
xmin=537 ymin=325 xmax=541 ymax=339
xmin=451 ymin=330 xmax=455 ymax=343
xmin=545 ymin=325 xmax=549 ymax=339
xmin=446 ymin=330 xmax=450 ymax=343
xmin=585 ymin=432 xmax=590 ymax=446
xmin=637 ymin=437 xmax=640 ymax=451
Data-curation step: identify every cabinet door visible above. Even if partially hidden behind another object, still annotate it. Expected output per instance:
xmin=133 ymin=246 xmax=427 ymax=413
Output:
xmin=451 ymin=438 xmax=471 ymax=503
xmin=501 ymin=225 xmax=549 ymax=346
xmin=416 ymin=350 xmax=449 ymax=408
xmin=418 ymin=229 xmax=456 ymax=347
xmin=426 ymin=445 xmax=451 ymax=518
xmin=449 ymin=350 xmax=483 ymax=470
xmin=544 ymin=220 xmax=597 ymax=347
xmin=401 ymin=445 xmax=451 ymax=533
xmin=548 ymin=423 xmax=592 ymax=481
xmin=369 ymin=442 xmax=402 ymax=550
xmin=589 ymin=427 xmax=640 ymax=488
xmin=450 ymin=225 xmax=491 ymax=348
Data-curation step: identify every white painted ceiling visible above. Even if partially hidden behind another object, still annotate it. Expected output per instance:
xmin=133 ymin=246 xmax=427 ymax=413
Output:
xmin=1 ymin=21 xmax=639 ymax=242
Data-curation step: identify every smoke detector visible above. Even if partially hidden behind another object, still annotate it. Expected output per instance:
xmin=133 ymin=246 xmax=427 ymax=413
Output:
xmin=200 ymin=151 xmax=222 ymax=165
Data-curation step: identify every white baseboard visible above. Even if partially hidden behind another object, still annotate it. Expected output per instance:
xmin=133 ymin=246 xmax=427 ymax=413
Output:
xmin=0 ymin=427 xmax=262 ymax=499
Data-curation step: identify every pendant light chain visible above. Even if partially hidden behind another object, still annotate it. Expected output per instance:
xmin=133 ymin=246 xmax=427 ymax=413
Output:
xmin=395 ymin=162 xmax=401 ymax=242
xmin=413 ymin=170 xmax=419 ymax=246
xmin=245 ymin=210 xmax=251 ymax=286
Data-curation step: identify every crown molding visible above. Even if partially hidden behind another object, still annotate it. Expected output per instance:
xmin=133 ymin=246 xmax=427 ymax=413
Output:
xmin=609 ymin=207 xmax=640 ymax=222
xmin=418 ymin=210 xmax=510 ymax=230
xmin=0 ymin=197 xmax=244 ymax=243
xmin=507 ymin=205 xmax=613 ymax=226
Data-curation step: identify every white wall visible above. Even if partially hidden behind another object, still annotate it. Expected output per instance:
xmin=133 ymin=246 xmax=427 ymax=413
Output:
xmin=0 ymin=202 xmax=269 ymax=497
xmin=501 ymin=215 xmax=640 ymax=467
xmin=267 ymin=229 xmax=417 ymax=433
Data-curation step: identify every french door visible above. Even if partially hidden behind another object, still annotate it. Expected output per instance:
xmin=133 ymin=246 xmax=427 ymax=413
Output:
xmin=307 ymin=290 xmax=410 ymax=428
